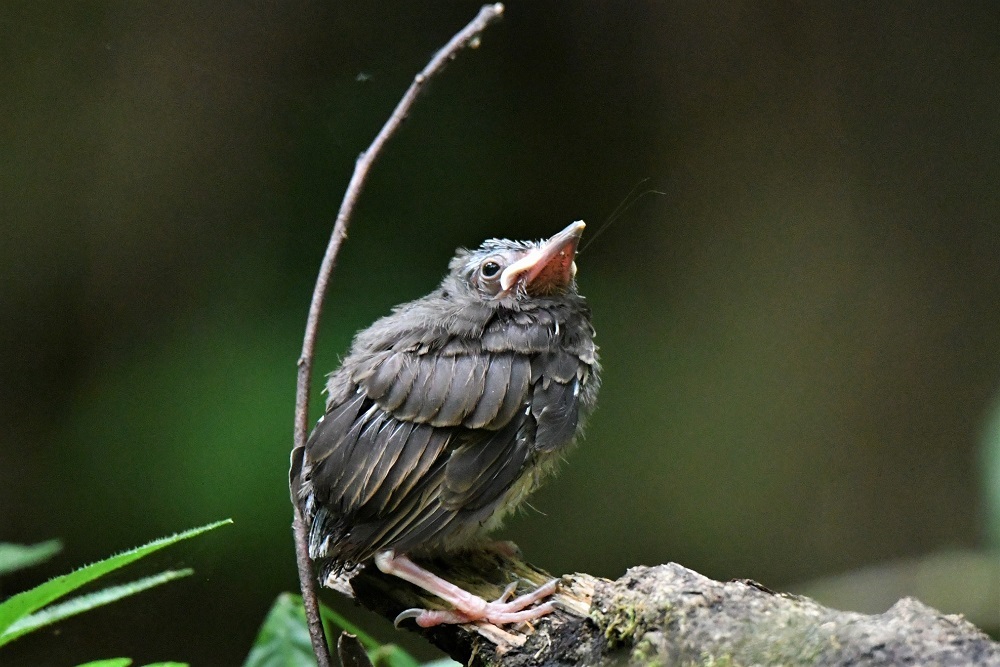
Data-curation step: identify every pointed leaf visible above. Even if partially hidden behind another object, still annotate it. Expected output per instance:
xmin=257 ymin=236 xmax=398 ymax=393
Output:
xmin=0 ymin=519 xmax=231 ymax=636
xmin=0 ymin=569 xmax=193 ymax=647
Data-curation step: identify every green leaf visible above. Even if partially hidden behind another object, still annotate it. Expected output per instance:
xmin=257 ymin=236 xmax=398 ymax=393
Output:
xmin=0 ymin=519 xmax=231 ymax=638
xmin=318 ymin=601 xmax=419 ymax=667
xmin=244 ymin=593 xmax=316 ymax=667
xmin=246 ymin=594 xmax=423 ymax=667
xmin=318 ymin=601 xmax=380 ymax=651
xmin=142 ymin=662 xmax=189 ymax=666
xmin=370 ymin=644 xmax=421 ymax=667
xmin=0 ymin=540 xmax=62 ymax=576
xmin=1 ymin=569 xmax=193 ymax=646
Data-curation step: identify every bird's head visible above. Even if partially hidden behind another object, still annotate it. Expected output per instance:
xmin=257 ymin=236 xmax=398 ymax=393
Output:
xmin=444 ymin=221 xmax=586 ymax=307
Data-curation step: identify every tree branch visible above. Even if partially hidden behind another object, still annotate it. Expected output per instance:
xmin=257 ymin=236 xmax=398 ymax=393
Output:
xmin=290 ymin=5 xmax=507 ymax=665
xmin=325 ymin=549 xmax=1000 ymax=666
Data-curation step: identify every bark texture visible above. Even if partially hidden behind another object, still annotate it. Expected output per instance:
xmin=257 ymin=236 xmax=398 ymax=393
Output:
xmin=325 ymin=549 xmax=1000 ymax=666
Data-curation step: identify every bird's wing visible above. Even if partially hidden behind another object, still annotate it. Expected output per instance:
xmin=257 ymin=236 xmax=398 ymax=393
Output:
xmin=302 ymin=343 xmax=588 ymax=562
xmin=306 ymin=390 xmax=450 ymax=516
xmin=352 ymin=346 xmax=533 ymax=430
xmin=302 ymin=388 xmax=457 ymax=562
xmin=439 ymin=348 xmax=586 ymax=508
xmin=528 ymin=350 xmax=585 ymax=452
xmin=440 ymin=408 xmax=533 ymax=511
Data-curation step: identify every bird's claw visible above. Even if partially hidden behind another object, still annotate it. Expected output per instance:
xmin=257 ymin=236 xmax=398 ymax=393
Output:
xmin=498 ymin=581 xmax=519 ymax=602
xmin=396 ymin=579 xmax=560 ymax=629
xmin=394 ymin=608 xmax=425 ymax=627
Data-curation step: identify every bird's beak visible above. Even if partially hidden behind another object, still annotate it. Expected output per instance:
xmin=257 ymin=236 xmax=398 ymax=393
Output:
xmin=500 ymin=220 xmax=585 ymax=294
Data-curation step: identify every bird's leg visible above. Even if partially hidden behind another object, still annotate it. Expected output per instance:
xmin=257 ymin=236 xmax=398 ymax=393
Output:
xmin=374 ymin=551 xmax=558 ymax=628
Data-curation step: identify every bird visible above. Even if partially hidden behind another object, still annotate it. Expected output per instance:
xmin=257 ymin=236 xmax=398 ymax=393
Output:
xmin=290 ymin=221 xmax=600 ymax=628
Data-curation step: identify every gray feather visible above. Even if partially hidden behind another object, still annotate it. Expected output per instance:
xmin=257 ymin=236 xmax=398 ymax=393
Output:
xmin=532 ymin=378 xmax=580 ymax=452
xmin=540 ymin=351 xmax=580 ymax=384
xmin=377 ymin=355 xmax=417 ymax=412
xmin=415 ymin=354 xmax=456 ymax=422
xmin=432 ymin=353 xmax=486 ymax=426
xmin=336 ymin=408 xmax=390 ymax=509
xmin=307 ymin=391 xmax=369 ymax=494
xmin=355 ymin=419 xmax=412 ymax=510
xmin=383 ymin=425 xmax=449 ymax=508
xmin=464 ymin=353 xmax=512 ymax=428
xmin=443 ymin=414 xmax=532 ymax=510
xmin=393 ymin=356 xmax=438 ymax=421
xmin=485 ymin=354 xmax=530 ymax=429
xmin=358 ymin=351 xmax=403 ymax=400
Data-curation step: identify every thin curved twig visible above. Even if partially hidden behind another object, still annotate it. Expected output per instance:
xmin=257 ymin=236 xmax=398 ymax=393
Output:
xmin=290 ymin=5 xmax=507 ymax=665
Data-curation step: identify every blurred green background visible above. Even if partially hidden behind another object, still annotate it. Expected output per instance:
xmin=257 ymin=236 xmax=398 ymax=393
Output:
xmin=3 ymin=2 xmax=999 ymax=664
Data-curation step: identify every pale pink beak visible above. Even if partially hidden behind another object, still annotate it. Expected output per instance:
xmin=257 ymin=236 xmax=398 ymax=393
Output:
xmin=500 ymin=221 xmax=585 ymax=294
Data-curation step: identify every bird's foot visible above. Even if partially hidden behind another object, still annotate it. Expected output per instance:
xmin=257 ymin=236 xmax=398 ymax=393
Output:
xmin=395 ymin=579 xmax=558 ymax=628
xmin=375 ymin=551 xmax=558 ymax=629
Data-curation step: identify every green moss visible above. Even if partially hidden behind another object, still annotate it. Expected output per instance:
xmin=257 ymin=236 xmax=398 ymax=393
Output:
xmin=594 ymin=605 xmax=641 ymax=648
xmin=630 ymin=636 xmax=661 ymax=666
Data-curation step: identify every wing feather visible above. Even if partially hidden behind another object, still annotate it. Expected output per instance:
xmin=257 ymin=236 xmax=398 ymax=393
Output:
xmin=392 ymin=356 xmax=437 ymax=421
xmin=486 ymin=354 xmax=530 ymax=429
xmin=352 ymin=420 xmax=409 ymax=509
xmin=538 ymin=351 xmax=580 ymax=384
xmin=443 ymin=412 xmax=532 ymax=510
xmin=531 ymin=377 xmax=580 ymax=452
xmin=414 ymin=353 xmax=456 ymax=422
xmin=387 ymin=424 xmax=450 ymax=505
xmin=307 ymin=391 xmax=371 ymax=493
xmin=432 ymin=353 xmax=487 ymax=426
xmin=376 ymin=355 xmax=417 ymax=411
xmin=357 ymin=351 xmax=404 ymax=400
xmin=358 ymin=345 xmax=536 ymax=431
xmin=464 ymin=354 xmax=512 ymax=428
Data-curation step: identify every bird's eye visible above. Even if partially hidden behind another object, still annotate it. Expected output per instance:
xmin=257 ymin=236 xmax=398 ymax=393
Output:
xmin=480 ymin=260 xmax=502 ymax=279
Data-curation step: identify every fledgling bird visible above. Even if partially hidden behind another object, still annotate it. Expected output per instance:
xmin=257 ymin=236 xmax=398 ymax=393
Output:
xmin=291 ymin=221 xmax=599 ymax=627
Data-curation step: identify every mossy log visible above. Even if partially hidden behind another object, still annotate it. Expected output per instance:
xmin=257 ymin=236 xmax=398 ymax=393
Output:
xmin=324 ymin=549 xmax=1000 ymax=666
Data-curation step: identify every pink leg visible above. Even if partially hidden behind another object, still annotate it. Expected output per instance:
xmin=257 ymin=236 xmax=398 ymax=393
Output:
xmin=374 ymin=551 xmax=558 ymax=628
